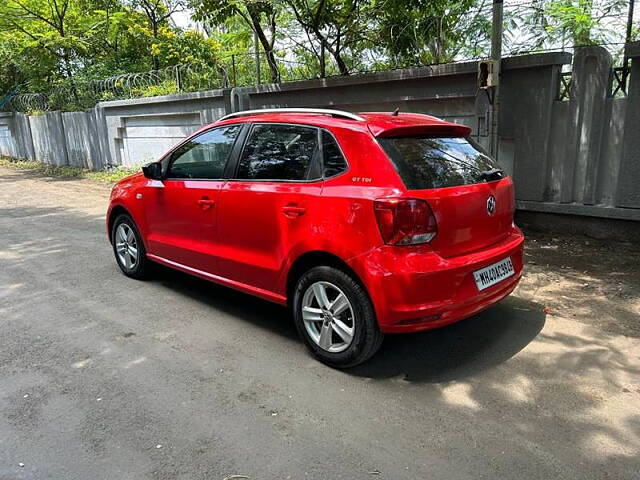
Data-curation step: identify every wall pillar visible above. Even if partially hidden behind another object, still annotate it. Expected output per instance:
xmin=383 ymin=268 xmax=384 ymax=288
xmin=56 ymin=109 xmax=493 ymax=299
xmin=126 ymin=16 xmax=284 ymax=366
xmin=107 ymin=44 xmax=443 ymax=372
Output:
xmin=560 ymin=46 xmax=612 ymax=204
xmin=616 ymin=42 xmax=640 ymax=209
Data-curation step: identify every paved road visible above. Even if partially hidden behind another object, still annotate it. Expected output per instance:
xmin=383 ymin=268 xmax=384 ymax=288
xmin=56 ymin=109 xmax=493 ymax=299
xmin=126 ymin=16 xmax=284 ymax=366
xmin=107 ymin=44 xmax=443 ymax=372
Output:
xmin=1 ymin=166 xmax=639 ymax=480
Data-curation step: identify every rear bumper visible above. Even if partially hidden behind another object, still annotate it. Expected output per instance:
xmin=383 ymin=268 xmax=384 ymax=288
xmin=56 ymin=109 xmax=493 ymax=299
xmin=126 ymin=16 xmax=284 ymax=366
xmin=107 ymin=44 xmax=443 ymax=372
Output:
xmin=350 ymin=227 xmax=524 ymax=333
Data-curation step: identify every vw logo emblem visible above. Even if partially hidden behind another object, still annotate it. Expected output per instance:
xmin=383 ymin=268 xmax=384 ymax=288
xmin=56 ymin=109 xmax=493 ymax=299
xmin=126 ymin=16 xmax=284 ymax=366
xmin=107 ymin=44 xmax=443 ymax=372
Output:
xmin=486 ymin=195 xmax=496 ymax=215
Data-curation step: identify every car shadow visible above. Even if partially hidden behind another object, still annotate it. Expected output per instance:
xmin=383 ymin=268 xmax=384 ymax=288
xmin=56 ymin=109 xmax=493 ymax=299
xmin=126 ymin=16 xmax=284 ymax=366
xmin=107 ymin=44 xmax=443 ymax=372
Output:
xmin=151 ymin=264 xmax=544 ymax=382
xmin=347 ymin=296 xmax=546 ymax=383
xmin=149 ymin=264 xmax=299 ymax=341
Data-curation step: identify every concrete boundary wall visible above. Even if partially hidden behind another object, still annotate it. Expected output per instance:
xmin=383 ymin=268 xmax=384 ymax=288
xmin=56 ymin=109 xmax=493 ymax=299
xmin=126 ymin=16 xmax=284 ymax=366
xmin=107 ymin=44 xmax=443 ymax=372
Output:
xmin=62 ymin=111 xmax=100 ymax=169
xmin=97 ymin=89 xmax=228 ymax=168
xmin=29 ymin=112 xmax=69 ymax=167
xmin=0 ymin=113 xmax=17 ymax=158
xmin=0 ymin=112 xmax=34 ymax=159
xmin=1 ymin=47 xmax=639 ymax=224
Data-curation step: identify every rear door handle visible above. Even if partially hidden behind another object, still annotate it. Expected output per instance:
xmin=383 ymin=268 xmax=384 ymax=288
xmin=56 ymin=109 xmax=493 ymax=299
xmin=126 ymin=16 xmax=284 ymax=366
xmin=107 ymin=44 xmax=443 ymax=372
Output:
xmin=198 ymin=197 xmax=215 ymax=210
xmin=282 ymin=205 xmax=306 ymax=217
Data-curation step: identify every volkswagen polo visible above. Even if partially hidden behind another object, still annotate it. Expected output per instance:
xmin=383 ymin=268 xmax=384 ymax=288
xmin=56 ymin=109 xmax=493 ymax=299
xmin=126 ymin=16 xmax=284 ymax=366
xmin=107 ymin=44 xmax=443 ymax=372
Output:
xmin=107 ymin=108 xmax=524 ymax=367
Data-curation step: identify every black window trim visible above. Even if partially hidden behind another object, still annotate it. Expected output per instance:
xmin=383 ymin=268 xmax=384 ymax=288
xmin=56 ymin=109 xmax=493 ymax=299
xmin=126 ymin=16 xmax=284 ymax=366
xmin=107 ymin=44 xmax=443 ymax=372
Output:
xmin=161 ymin=123 xmax=247 ymax=181
xmin=229 ymin=122 xmax=322 ymax=183
xmin=320 ymin=128 xmax=350 ymax=180
xmin=226 ymin=122 xmax=350 ymax=184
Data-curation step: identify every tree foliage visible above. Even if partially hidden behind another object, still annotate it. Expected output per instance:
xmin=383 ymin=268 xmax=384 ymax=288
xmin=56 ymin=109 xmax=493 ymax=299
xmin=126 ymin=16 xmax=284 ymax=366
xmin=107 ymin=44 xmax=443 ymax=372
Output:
xmin=0 ymin=0 xmax=218 ymax=94
xmin=502 ymin=0 xmax=630 ymax=55
xmin=0 ymin=0 xmax=633 ymax=104
xmin=192 ymin=0 xmax=282 ymax=82
xmin=377 ymin=0 xmax=491 ymax=67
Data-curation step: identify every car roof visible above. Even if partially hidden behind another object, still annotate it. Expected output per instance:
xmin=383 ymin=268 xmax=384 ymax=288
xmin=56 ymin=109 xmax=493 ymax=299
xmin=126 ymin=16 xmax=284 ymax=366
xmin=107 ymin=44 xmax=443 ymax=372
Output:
xmin=199 ymin=111 xmax=471 ymax=138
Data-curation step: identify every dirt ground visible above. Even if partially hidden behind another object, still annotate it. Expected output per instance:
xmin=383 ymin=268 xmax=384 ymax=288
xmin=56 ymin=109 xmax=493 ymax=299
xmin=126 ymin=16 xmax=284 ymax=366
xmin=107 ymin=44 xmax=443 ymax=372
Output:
xmin=516 ymin=231 xmax=640 ymax=338
xmin=1 ymin=163 xmax=639 ymax=479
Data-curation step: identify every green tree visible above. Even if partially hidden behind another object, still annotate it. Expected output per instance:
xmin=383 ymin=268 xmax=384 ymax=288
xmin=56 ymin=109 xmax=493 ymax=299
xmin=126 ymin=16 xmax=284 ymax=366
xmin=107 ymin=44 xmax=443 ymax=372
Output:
xmin=128 ymin=0 xmax=187 ymax=69
xmin=0 ymin=25 xmax=59 ymax=93
xmin=503 ymin=0 xmax=629 ymax=54
xmin=285 ymin=0 xmax=375 ymax=76
xmin=0 ymin=0 xmax=84 ymax=84
xmin=0 ymin=0 xmax=153 ymax=91
xmin=544 ymin=0 xmax=627 ymax=46
xmin=192 ymin=0 xmax=282 ymax=83
xmin=375 ymin=0 xmax=487 ymax=67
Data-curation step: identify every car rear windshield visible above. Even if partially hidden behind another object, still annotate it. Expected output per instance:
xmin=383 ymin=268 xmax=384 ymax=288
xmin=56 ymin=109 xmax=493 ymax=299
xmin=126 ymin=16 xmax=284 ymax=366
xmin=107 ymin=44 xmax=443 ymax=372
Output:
xmin=378 ymin=136 xmax=501 ymax=190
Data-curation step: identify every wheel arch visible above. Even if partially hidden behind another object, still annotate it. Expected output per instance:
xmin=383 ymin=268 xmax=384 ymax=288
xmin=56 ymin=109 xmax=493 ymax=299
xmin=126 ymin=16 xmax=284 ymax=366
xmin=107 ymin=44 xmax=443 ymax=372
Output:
xmin=285 ymin=251 xmax=368 ymax=307
xmin=107 ymin=205 xmax=133 ymax=243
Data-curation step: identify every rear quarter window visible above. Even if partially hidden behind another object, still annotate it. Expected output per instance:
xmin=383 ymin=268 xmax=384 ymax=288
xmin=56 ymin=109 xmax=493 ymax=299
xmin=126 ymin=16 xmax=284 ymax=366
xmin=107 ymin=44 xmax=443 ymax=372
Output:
xmin=322 ymin=130 xmax=348 ymax=177
xmin=378 ymin=136 xmax=501 ymax=190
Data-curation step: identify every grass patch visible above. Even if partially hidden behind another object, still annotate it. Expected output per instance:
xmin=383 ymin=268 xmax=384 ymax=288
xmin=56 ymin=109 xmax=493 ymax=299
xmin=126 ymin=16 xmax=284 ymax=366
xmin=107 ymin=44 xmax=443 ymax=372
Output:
xmin=0 ymin=157 xmax=139 ymax=184
xmin=85 ymin=166 xmax=141 ymax=183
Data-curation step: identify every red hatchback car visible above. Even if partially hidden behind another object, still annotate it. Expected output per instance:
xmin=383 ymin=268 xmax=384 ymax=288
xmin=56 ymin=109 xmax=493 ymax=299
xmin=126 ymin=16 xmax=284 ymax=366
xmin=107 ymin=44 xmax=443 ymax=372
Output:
xmin=107 ymin=108 xmax=524 ymax=367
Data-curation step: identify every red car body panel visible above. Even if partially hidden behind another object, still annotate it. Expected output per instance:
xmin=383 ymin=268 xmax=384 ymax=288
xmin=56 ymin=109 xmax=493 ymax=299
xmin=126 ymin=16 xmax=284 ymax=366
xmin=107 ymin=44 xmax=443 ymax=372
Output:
xmin=108 ymin=111 xmax=524 ymax=333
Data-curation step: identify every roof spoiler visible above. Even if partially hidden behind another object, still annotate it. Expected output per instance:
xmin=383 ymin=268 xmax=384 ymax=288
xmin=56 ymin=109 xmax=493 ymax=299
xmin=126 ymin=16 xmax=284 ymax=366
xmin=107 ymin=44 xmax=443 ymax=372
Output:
xmin=372 ymin=124 xmax=472 ymax=138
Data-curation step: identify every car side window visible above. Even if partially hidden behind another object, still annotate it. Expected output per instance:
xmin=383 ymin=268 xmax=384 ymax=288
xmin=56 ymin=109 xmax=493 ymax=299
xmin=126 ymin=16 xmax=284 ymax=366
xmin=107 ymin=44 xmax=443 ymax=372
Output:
xmin=167 ymin=125 xmax=241 ymax=179
xmin=236 ymin=124 xmax=320 ymax=181
xmin=322 ymin=130 xmax=348 ymax=177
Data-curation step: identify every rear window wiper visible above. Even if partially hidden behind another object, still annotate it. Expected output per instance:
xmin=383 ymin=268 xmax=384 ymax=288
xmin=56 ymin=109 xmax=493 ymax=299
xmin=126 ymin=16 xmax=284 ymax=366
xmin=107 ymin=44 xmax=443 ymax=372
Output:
xmin=478 ymin=168 xmax=504 ymax=181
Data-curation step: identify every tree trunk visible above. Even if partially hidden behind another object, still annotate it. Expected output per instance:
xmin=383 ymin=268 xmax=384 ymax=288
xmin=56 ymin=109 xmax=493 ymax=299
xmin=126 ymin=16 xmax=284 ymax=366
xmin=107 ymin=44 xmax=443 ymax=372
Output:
xmin=61 ymin=49 xmax=79 ymax=102
xmin=265 ymin=49 xmax=280 ymax=83
xmin=249 ymin=14 xmax=281 ymax=83
xmin=333 ymin=51 xmax=349 ymax=76
xmin=321 ymin=38 xmax=349 ymax=76
xmin=152 ymin=21 xmax=160 ymax=71
xmin=319 ymin=42 xmax=326 ymax=78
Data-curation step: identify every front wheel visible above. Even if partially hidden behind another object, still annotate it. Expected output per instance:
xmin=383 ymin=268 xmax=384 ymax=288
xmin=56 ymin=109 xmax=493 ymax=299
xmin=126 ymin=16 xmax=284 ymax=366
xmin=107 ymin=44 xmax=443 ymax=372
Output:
xmin=111 ymin=214 xmax=149 ymax=279
xmin=292 ymin=266 xmax=384 ymax=368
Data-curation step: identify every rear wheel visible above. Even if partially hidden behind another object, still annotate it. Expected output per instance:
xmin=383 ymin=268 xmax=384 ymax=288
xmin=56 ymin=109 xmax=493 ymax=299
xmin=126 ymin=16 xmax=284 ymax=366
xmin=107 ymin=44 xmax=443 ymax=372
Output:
xmin=111 ymin=214 xmax=149 ymax=279
xmin=293 ymin=266 xmax=383 ymax=367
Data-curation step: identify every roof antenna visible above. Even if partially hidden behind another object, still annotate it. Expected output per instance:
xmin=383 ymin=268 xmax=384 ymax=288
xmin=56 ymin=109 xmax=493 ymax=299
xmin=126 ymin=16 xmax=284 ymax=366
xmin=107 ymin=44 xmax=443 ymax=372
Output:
xmin=392 ymin=107 xmax=400 ymax=116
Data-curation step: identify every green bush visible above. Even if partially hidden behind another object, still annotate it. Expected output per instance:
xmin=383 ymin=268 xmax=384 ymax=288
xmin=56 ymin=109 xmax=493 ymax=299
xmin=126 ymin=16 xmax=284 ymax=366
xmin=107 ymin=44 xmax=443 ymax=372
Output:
xmin=132 ymin=80 xmax=178 ymax=98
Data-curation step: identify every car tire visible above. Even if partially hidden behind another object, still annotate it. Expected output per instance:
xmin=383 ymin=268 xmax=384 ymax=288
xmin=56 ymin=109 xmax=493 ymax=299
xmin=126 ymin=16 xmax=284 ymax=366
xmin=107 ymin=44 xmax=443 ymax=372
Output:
xmin=292 ymin=266 xmax=384 ymax=368
xmin=111 ymin=214 xmax=149 ymax=279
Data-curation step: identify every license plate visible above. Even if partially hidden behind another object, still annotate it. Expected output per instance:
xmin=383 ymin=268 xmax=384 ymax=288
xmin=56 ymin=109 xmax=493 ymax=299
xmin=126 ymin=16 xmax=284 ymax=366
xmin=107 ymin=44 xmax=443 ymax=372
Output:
xmin=473 ymin=257 xmax=514 ymax=291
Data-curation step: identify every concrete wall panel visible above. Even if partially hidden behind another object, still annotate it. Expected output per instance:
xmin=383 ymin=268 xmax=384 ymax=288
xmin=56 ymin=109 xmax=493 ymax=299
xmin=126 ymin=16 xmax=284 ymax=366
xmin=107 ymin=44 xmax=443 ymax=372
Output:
xmin=616 ymin=42 xmax=640 ymax=209
xmin=596 ymin=98 xmax=626 ymax=206
xmin=500 ymin=63 xmax=563 ymax=202
xmin=547 ymin=101 xmax=570 ymax=202
xmin=116 ymin=112 xmax=201 ymax=166
xmin=1 ymin=49 xmax=639 ymax=223
xmin=97 ymin=89 xmax=226 ymax=166
xmin=561 ymin=47 xmax=612 ymax=205
xmin=29 ymin=112 xmax=68 ymax=166
xmin=62 ymin=111 xmax=97 ymax=168
xmin=0 ymin=113 xmax=16 ymax=157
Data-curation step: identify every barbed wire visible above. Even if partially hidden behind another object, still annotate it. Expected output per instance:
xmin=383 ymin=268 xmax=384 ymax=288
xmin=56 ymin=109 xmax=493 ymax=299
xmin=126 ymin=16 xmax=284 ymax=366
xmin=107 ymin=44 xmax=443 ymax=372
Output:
xmin=3 ymin=53 xmax=319 ymax=112
xmin=7 ymin=93 xmax=49 ymax=112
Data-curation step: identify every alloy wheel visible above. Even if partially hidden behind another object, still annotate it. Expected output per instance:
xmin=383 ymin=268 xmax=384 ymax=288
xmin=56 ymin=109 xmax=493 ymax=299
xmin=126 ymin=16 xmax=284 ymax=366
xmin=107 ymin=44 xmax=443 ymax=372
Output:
xmin=301 ymin=281 xmax=355 ymax=353
xmin=115 ymin=223 xmax=138 ymax=270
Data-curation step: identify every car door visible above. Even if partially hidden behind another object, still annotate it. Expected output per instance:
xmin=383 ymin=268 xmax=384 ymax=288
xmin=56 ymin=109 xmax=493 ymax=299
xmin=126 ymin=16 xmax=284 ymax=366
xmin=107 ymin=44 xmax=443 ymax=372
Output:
xmin=215 ymin=123 xmax=323 ymax=292
xmin=143 ymin=124 xmax=243 ymax=274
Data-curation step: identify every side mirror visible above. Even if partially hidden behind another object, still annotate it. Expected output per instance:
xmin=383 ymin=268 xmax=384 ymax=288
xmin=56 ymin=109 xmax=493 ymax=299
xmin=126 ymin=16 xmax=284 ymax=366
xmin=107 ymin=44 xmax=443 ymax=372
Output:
xmin=142 ymin=162 xmax=163 ymax=180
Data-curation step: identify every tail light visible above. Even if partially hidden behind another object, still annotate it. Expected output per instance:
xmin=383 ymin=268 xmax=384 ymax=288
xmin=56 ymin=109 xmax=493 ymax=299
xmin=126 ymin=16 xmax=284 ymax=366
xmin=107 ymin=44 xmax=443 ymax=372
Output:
xmin=374 ymin=198 xmax=437 ymax=245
